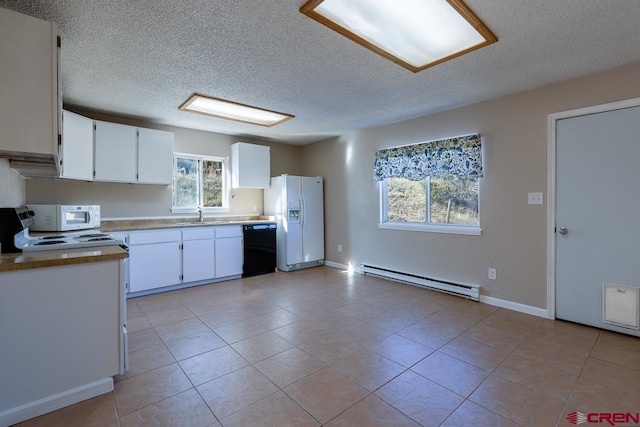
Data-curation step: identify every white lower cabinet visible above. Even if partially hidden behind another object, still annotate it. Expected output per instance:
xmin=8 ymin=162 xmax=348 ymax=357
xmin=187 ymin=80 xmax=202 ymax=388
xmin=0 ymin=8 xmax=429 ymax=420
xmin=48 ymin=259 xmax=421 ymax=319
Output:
xmin=182 ymin=228 xmax=215 ymax=283
xmin=126 ymin=225 xmax=243 ymax=295
xmin=215 ymin=226 xmax=243 ymax=278
xmin=128 ymin=229 xmax=182 ymax=293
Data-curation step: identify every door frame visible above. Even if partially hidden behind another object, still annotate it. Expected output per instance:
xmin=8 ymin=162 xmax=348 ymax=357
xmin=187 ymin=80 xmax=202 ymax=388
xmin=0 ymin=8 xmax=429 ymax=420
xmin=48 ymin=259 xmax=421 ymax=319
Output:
xmin=546 ymin=97 xmax=640 ymax=320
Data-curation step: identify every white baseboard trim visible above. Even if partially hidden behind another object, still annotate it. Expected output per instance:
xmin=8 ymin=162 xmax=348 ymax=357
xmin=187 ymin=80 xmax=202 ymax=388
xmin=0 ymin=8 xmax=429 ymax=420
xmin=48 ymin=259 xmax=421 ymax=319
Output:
xmin=0 ymin=377 xmax=114 ymax=426
xmin=324 ymin=261 xmax=348 ymax=270
xmin=323 ymin=262 xmax=548 ymax=318
xmin=480 ymin=295 xmax=549 ymax=318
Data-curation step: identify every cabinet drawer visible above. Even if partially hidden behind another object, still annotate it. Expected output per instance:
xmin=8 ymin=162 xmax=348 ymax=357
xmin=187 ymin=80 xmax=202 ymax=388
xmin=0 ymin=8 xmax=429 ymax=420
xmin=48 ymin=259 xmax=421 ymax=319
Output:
xmin=129 ymin=229 xmax=182 ymax=245
xmin=182 ymin=227 xmax=215 ymax=241
xmin=215 ymin=225 xmax=242 ymax=238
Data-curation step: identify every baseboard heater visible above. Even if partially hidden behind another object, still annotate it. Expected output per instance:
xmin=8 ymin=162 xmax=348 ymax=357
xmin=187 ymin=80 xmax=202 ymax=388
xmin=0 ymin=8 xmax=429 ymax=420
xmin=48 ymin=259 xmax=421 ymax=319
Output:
xmin=361 ymin=264 xmax=480 ymax=301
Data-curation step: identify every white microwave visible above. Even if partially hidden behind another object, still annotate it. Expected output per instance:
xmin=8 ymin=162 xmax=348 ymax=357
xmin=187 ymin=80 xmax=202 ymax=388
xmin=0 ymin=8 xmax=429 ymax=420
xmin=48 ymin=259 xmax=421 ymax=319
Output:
xmin=28 ymin=204 xmax=101 ymax=231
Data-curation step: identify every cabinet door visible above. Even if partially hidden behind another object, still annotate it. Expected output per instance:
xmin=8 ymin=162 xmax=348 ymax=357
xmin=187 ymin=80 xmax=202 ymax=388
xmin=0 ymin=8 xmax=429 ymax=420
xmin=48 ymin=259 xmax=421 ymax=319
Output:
xmin=215 ymin=237 xmax=243 ymax=278
xmin=61 ymin=110 xmax=94 ymax=181
xmin=183 ymin=239 xmax=216 ymax=283
xmin=231 ymin=142 xmax=270 ymax=188
xmin=94 ymin=121 xmax=137 ymax=182
xmin=138 ymin=128 xmax=174 ymax=185
xmin=0 ymin=8 xmax=58 ymax=157
xmin=129 ymin=242 xmax=181 ymax=292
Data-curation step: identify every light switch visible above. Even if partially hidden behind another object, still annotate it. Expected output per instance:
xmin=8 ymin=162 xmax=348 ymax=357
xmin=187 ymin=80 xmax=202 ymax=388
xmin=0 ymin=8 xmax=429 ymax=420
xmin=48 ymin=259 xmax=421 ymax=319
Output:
xmin=528 ymin=192 xmax=544 ymax=205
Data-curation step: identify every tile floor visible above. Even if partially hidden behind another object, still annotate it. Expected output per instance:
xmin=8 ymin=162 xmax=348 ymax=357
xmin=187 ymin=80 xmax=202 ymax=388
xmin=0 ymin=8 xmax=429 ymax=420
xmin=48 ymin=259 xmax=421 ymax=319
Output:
xmin=16 ymin=267 xmax=640 ymax=426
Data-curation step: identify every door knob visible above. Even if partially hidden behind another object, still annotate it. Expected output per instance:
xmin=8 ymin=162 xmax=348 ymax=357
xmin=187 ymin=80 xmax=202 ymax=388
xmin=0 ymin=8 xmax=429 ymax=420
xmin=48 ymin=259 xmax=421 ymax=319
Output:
xmin=558 ymin=227 xmax=568 ymax=235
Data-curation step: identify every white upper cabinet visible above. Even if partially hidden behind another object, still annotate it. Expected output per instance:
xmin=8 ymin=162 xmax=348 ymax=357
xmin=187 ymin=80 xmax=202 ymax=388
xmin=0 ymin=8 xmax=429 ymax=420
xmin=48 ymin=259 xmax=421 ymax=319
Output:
xmin=0 ymin=7 xmax=59 ymax=159
xmin=231 ymin=142 xmax=270 ymax=188
xmin=93 ymin=120 xmax=174 ymax=184
xmin=137 ymin=128 xmax=174 ymax=185
xmin=61 ymin=110 xmax=94 ymax=181
xmin=94 ymin=120 xmax=138 ymax=183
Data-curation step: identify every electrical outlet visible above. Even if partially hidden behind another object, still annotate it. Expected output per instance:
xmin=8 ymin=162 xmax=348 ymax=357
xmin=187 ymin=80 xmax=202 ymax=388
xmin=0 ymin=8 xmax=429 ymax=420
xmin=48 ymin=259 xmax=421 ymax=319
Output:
xmin=252 ymin=205 xmax=257 ymax=213
xmin=337 ymin=244 xmax=342 ymax=253
xmin=528 ymin=192 xmax=544 ymax=205
xmin=488 ymin=268 xmax=497 ymax=280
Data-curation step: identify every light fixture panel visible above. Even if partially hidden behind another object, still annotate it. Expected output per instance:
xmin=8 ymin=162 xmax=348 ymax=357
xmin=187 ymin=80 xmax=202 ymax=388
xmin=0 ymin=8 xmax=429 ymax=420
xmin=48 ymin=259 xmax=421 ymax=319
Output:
xmin=300 ymin=0 xmax=497 ymax=72
xmin=179 ymin=93 xmax=294 ymax=127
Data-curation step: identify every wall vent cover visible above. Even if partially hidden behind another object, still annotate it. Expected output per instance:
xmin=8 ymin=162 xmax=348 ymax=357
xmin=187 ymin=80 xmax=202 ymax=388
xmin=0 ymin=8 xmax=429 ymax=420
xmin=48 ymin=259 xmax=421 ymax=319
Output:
xmin=603 ymin=283 xmax=639 ymax=330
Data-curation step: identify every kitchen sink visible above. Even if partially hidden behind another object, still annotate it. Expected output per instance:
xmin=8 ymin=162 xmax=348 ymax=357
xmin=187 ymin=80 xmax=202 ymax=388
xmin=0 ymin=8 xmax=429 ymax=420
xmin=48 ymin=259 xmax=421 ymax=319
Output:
xmin=174 ymin=220 xmax=230 ymax=226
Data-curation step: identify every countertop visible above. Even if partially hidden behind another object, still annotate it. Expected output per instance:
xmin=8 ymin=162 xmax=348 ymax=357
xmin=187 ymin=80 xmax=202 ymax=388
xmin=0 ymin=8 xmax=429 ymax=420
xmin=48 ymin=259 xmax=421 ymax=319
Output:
xmin=100 ymin=217 xmax=277 ymax=232
xmin=0 ymin=246 xmax=129 ymax=273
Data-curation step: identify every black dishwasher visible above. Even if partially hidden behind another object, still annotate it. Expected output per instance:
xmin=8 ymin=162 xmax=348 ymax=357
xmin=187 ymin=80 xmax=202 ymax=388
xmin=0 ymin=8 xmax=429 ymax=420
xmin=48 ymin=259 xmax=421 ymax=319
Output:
xmin=242 ymin=223 xmax=277 ymax=277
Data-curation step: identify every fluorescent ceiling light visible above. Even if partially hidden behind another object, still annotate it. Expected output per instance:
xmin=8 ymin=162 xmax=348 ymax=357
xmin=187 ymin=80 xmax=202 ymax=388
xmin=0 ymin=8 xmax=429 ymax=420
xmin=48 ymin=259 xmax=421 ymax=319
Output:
xmin=179 ymin=93 xmax=294 ymax=127
xmin=300 ymin=0 xmax=497 ymax=73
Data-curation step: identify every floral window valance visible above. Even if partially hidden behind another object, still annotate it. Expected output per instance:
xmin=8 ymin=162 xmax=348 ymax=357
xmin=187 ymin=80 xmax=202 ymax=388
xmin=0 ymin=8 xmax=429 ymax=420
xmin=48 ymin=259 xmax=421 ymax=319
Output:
xmin=373 ymin=134 xmax=483 ymax=181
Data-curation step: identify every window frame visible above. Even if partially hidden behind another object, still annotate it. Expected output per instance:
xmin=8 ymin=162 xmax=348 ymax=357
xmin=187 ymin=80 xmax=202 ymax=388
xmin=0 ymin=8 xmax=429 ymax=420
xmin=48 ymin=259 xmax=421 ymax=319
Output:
xmin=171 ymin=152 xmax=229 ymax=214
xmin=379 ymin=176 xmax=482 ymax=236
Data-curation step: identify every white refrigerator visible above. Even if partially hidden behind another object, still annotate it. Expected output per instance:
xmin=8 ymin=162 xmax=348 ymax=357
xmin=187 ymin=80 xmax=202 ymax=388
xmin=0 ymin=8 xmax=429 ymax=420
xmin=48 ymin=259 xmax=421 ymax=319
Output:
xmin=264 ymin=175 xmax=324 ymax=271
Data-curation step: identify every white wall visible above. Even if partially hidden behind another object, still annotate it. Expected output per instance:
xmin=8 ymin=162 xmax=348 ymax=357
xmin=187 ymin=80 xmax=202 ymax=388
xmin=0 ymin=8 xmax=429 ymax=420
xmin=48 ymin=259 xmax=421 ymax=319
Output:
xmin=301 ymin=61 xmax=640 ymax=310
xmin=0 ymin=159 xmax=25 ymax=207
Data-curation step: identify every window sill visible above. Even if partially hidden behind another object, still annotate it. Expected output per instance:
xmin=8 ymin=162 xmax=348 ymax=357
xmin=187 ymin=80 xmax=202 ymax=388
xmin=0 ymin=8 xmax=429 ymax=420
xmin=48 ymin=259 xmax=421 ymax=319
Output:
xmin=378 ymin=222 xmax=482 ymax=236
xmin=171 ymin=207 xmax=230 ymax=214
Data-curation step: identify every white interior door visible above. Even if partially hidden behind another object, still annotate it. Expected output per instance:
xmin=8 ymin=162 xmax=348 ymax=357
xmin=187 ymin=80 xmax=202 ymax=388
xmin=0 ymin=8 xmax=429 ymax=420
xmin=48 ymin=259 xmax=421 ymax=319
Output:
xmin=555 ymin=104 xmax=640 ymax=337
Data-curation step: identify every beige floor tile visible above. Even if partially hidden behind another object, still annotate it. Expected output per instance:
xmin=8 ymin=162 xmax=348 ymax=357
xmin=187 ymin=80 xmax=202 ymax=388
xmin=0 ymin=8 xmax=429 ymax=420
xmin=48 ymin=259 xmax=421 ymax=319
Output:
xmin=220 ymin=391 xmax=319 ymax=427
xmin=250 ymin=308 xmax=301 ymax=330
xmin=197 ymin=365 xmax=278 ymax=419
xmin=21 ymin=393 xmax=118 ymax=427
xmin=212 ymin=319 xmax=268 ymax=343
xmin=144 ymin=307 xmax=196 ymax=328
xmin=127 ymin=314 xmax=153 ymax=333
xmin=115 ymin=343 xmax=175 ymax=382
xmin=375 ymin=370 xmax=463 ymax=427
xmin=368 ymin=333 xmax=435 ymax=367
xmin=411 ymin=351 xmax=489 ymax=397
xmin=154 ymin=317 xmax=210 ymax=342
xmin=297 ymin=333 xmax=367 ymax=364
xmin=513 ymin=335 xmax=590 ymax=376
xmin=325 ymin=394 xmax=420 ymax=427
xmin=230 ymin=330 xmax=294 ymax=363
xmin=128 ymin=328 xmax=163 ymax=353
xmin=178 ymin=346 xmax=249 ymax=386
xmin=440 ymin=336 xmax=511 ymax=371
xmin=596 ymin=330 xmax=640 ymax=351
xmin=589 ymin=340 xmax=640 ymax=371
xmin=113 ymin=364 xmax=192 ymax=416
xmin=562 ymin=376 xmax=640 ymax=417
xmin=469 ymin=375 xmax=565 ymax=426
xmin=198 ymin=310 xmax=247 ymax=329
xmin=119 ymin=388 xmax=216 ymax=427
xmin=480 ymin=309 xmax=545 ymax=333
xmin=397 ymin=318 xmax=467 ymax=349
xmin=327 ymin=348 xmax=405 ymax=391
xmin=493 ymin=354 xmax=578 ymax=401
xmin=254 ymin=347 xmax=326 ymax=388
xmin=440 ymin=400 xmax=520 ymax=427
xmin=580 ymin=357 xmax=640 ymax=396
xmin=165 ymin=330 xmax=226 ymax=361
xmin=284 ymin=367 xmax=368 ymax=424
xmin=461 ymin=322 xmax=527 ymax=350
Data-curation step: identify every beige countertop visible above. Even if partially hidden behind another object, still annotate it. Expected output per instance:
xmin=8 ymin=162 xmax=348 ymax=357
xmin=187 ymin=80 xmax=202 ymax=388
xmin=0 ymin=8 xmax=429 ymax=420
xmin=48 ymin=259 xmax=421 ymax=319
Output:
xmin=0 ymin=246 xmax=128 ymax=273
xmin=100 ymin=217 xmax=277 ymax=232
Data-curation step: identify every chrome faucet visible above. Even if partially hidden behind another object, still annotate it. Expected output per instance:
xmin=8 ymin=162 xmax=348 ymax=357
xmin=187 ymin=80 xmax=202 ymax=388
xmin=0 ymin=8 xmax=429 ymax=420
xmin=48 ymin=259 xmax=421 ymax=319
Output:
xmin=198 ymin=206 xmax=204 ymax=223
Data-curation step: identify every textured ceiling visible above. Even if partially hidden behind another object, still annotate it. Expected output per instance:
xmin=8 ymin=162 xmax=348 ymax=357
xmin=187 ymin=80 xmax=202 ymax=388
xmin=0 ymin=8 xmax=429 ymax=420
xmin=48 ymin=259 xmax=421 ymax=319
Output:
xmin=2 ymin=1 xmax=640 ymax=145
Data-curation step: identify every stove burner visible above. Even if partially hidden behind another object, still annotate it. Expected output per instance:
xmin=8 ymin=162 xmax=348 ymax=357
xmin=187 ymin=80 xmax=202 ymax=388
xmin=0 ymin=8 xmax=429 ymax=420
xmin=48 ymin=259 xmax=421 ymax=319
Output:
xmin=34 ymin=240 xmax=66 ymax=245
xmin=88 ymin=237 xmax=113 ymax=242
xmin=78 ymin=233 xmax=107 ymax=238
xmin=40 ymin=235 xmax=65 ymax=240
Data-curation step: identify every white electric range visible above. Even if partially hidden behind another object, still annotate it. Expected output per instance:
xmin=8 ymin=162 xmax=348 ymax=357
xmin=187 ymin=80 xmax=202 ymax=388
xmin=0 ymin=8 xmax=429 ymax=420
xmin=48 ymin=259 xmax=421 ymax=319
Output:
xmin=14 ymin=228 xmax=123 ymax=252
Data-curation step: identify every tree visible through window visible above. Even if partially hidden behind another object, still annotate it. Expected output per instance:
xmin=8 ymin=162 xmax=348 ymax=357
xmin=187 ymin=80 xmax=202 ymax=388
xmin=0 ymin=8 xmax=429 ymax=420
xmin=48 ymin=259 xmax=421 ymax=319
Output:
xmin=173 ymin=154 xmax=226 ymax=209
xmin=384 ymin=175 xmax=479 ymax=226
